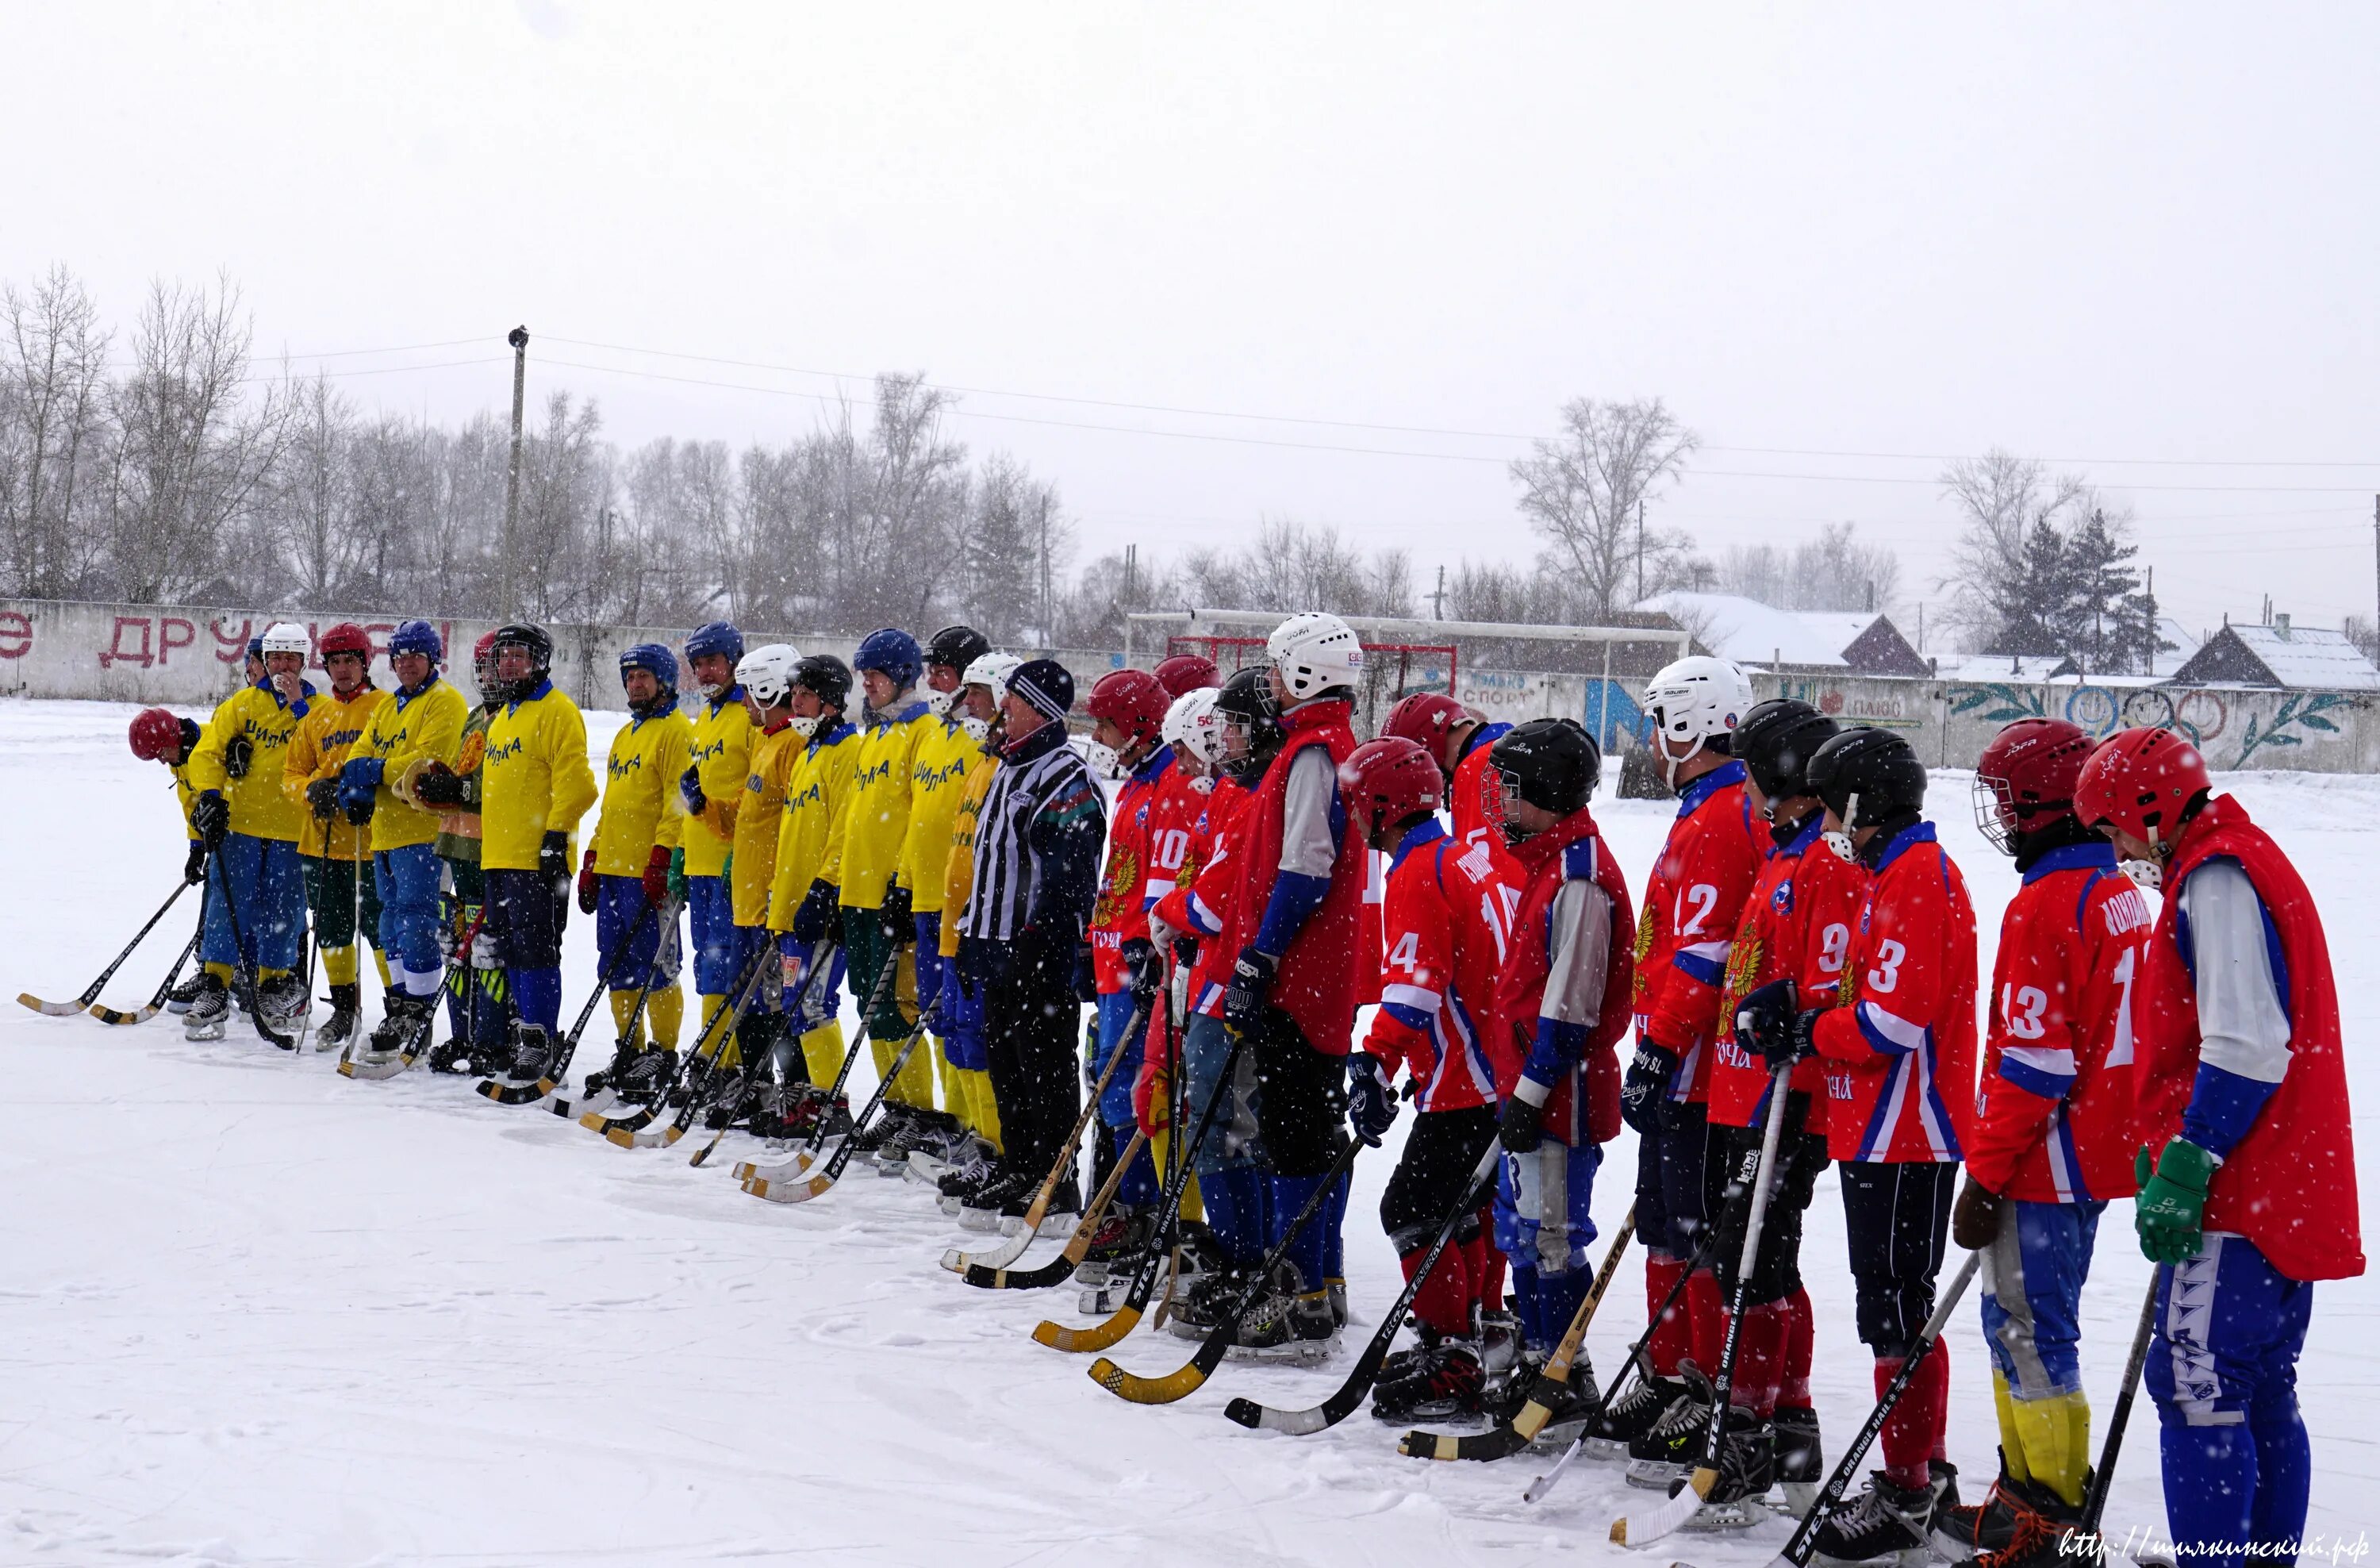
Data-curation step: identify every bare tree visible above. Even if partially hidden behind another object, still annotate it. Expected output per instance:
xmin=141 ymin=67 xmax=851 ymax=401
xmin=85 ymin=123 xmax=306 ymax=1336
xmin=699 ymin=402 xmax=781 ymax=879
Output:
xmin=1509 ymin=396 xmax=1699 ymax=618
xmin=1715 ymin=521 xmax=1903 ymax=613
xmin=1938 ymin=448 xmax=2094 ymax=651
xmin=0 ymin=266 xmax=113 ymax=598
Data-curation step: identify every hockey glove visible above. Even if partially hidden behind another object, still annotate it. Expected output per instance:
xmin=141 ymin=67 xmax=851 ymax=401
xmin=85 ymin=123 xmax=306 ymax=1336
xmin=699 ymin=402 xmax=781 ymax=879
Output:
xmin=191 ymin=790 xmax=231 ymax=849
xmin=337 ymin=756 xmax=384 ymax=825
xmin=878 ymin=882 xmax=913 ymax=945
xmin=1071 ymin=940 xmax=1099 ymax=1005
xmin=1499 ymin=1076 xmax=1549 ymax=1155
xmin=305 ymin=777 xmax=340 ymax=820
xmin=1121 ymin=936 xmax=1161 ymax=1010
xmin=680 ymin=764 xmax=707 ymax=817
xmin=412 ymin=762 xmax=466 ymax=807
xmin=222 ymin=732 xmax=253 ymax=781
xmin=1223 ymin=947 xmax=1278 ymax=1032
xmin=2135 ymin=1138 xmax=2215 ymax=1265
xmin=577 ymin=848 xmax=601 ymax=915
xmin=1132 ymin=1036 xmax=1169 ymax=1137
xmin=1346 ymin=1051 xmax=1399 ymax=1147
xmin=1952 ymin=1175 xmax=2006 ymax=1251
xmin=1620 ymin=1043 xmax=1678 ymax=1138
xmin=641 ymin=846 xmax=670 ymax=909
xmin=539 ymin=832 xmax=571 ymax=899
xmin=182 ymin=840 xmax=209 ymax=886
xmin=1734 ymin=978 xmax=1814 ymax=1068
xmin=790 ymin=877 xmax=839 ymax=944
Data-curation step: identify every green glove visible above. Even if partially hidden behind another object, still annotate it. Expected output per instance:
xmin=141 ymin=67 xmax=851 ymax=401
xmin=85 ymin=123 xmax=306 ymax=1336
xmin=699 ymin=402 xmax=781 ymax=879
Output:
xmin=2135 ymin=1137 xmax=2216 ymax=1265
xmin=667 ymin=845 xmax=687 ymax=905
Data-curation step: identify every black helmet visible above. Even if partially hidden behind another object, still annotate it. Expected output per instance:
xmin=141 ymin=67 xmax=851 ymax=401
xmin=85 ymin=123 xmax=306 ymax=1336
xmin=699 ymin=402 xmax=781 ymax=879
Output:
xmin=1805 ymin=728 xmax=1927 ymax=832
xmin=1488 ymin=718 xmax=1600 ymax=825
xmin=927 ymin=624 xmax=992 ymax=675
xmin=489 ymin=622 xmax=554 ymax=703
xmin=1734 ymin=699 xmax=1840 ymax=804
xmin=1214 ymin=667 xmax=1286 ymax=781
xmin=793 ymin=653 xmax=852 ymax=712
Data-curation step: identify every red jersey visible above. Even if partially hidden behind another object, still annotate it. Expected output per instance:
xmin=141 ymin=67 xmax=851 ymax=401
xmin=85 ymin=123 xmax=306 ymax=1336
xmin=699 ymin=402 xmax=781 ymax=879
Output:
xmin=1968 ymin=840 xmax=2151 ymax=1205
xmin=1491 ymin=808 xmax=1636 ymax=1147
xmin=1089 ymin=748 xmax=1179 ymax=990
xmin=1707 ymin=813 xmax=1860 ymax=1131
xmin=1633 ymin=760 xmax=1764 ymax=1103
xmin=1449 ymin=721 xmax=1512 ymax=852
xmin=1361 ymin=820 xmax=1521 ymax=1112
xmin=1154 ymin=775 xmax=1250 ymax=1019
xmin=1356 ymin=847 xmax=1386 ymax=1008
xmin=1218 ymin=699 xmax=1367 ymax=1053
xmin=2135 ymin=794 xmax=2363 ymax=1282
xmin=1810 ymin=823 xmax=1979 ymax=1165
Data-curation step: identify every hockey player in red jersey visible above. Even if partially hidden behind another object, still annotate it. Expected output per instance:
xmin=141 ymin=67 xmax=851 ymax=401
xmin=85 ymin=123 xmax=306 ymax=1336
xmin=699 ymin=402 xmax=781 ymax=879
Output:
xmin=1932 ymin=718 xmax=2151 ymax=1567
xmin=1739 ymin=726 xmax=1978 ymax=1562
xmin=2075 ymin=728 xmax=2363 ymax=1565
xmin=1591 ymin=655 xmax=1764 ymax=1463
xmin=1380 ymin=691 xmax=1512 ymax=851
xmin=1487 ymin=718 xmax=1635 ymax=1439
xmin=1338 ymin=736 xmax=1520 ymax=1422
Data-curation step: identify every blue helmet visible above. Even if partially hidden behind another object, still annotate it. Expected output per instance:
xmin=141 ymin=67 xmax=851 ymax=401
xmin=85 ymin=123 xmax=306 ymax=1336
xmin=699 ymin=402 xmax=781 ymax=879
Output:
xmin=245 ymin=634 xmax=264 ymax=662
xmin=854 ymin=628 xmax=923 ymax=689
xmin=685 ymin=620 xmax=744 ymax=667
xmin=620 ymin=642 xmax=678 ymax=690
xmin=390 ymin=619 xmax=443 ymax=662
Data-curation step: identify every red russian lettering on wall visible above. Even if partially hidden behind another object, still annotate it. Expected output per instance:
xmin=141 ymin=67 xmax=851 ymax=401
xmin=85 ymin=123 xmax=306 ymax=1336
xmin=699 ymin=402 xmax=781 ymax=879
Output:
xmin=211 ymin=617 xmax=254 ymax=663
xmin=101 ymin=616 xmax=155 ymax=668
xmin=159 ymin=617 xmax=196 ymax=665
xmin=0 ymin=610 xmax=30 ymax=659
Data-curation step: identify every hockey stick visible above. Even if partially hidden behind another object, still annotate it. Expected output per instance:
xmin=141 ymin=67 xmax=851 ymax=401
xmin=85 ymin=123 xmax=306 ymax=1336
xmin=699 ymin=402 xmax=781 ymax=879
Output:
xmin=690 ymin=943 xmax=844 ymax=1169
xmin=742 ymin=1019 xmax=931 ymax=1201
xmin=1149 ymin=979 xmax=1191 ymax=1330
xmin=480 ymin=895 xmax=661 ymax=1105
xmin=644 ymin=947 xmax=788 ymax=1150
xmin=1088 ymin=1130 xmax=1367 ymax=1405
xmin=1762 ymin=1250 xmax=1983 ymax=1568
xmin=726 ymin=944 xmax=886 ymax=1175
xmin=1224 ymin=1137 xmax=1504 ymax=1433
xmin=332 ymin=863 xmax=374 ymax=1072
xmin=1403 ymin=1206 xmax=1637 ymax=1462
xmin=1612 ymin=1066 xmax=1794 ymax=1546
xmin=90 ymin=920 xmax=203 ymax=1027
xmin=962 ymin=1129 xmax=1148 ymax=1290
xmin=583 ymin=940 xmax=768 ymax=1140
xmin=209 ymin=850 xmax=297 ymax=1051
xmin=20 ymin=876 xmax=192 ymax=1016
xmin=1031 ymin=1027 xmax=1248 ymax=1354
xmin=2079 ymin=1268 xmax=2162 ymax=1541
xmin=289 ymin=848 xmax=332 ymax=1057
xmin=941 ymin=997 xmax=1146 ymax=1274
xmin=342 ymin=904 xmax=483 ymax=1081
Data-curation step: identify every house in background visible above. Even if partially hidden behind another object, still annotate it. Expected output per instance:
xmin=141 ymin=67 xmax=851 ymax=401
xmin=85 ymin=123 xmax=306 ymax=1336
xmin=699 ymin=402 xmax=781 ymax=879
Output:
xmin=1634 ymin=591 xmax=1930 ymax=677
xmin=2167 ymin=616 xmax=2380 ymax=691
xmin=1938 ymin=651 xmax=2080 ymax=683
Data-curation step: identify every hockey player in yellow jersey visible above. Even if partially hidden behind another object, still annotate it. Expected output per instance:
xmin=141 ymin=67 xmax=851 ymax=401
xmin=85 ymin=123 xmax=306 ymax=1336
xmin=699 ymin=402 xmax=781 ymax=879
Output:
xmin=672 ymin=621 xmax=757 ymax=1092
xmin=281 ymin=621 xmax=389 ymax=1051
xmin=762 ymin=653 xmax=861 ymax=1137
xmin=182 ymin=623 xmax=317 ymax=1040
xmin=576 ymin=644 xmax=695 ymax=1105
xmin=930 ymin=648 xmax=1020 ymax=1217
xmin=711 ymin=644 xmax=807 ymax=1113
xmin=126 ymin=706 xmax=213 ymax=1016
xmin=477 ymin=624 xmax=599 ymax=1085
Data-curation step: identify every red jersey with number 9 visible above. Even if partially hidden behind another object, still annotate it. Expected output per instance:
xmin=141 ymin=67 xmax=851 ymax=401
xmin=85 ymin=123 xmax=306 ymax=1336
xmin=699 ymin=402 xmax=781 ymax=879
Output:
xmin=1706 ymin=814 xmax=1862 ymax=1131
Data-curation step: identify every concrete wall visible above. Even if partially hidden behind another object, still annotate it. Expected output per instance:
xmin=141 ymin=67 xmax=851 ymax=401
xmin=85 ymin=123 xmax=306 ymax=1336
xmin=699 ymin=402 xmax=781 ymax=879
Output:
xmin=6 ymin=598 xmax=2370 ymax=773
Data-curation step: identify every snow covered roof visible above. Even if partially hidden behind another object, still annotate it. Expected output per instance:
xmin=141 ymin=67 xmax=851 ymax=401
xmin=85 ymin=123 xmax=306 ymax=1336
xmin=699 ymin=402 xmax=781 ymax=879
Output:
xmin=2174 ymin=621 xmax=2380 ymax=690
xmin=1633 ymin=592 xmax=1897 ymax=671
xmin=1941 ymin=653 xmax=2076 ymax=683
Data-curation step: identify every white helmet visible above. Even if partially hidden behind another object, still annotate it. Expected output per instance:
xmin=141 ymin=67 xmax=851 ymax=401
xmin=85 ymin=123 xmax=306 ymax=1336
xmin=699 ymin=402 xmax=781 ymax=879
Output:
xmin=260 ymin=621 xmax=311 ymax=658
xmin=1266 ymin=611 xmax=1365 ymax=705
xmin=1162 ymin=688 xmax=1225 ymax=767
xmin=735 ymin=644 xmax=803 ymax=705
xmin=959 ymin=651 xmax=1023 ymax=741
xmin=1641 ymin=655 xmax=1755 ymax=789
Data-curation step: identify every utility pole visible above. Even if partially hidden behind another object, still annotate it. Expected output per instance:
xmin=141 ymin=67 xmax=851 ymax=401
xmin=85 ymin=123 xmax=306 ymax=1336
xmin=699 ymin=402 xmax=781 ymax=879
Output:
xmin=2144 ymin=566 xmax=2158 ymax=678
xmin=502 ymin=325 xmax=528 ymax=619
xmin=1430 ymin=563 xmax=1446 ymax=621
xmin=1634 ymin=498 xmax=1645 ymax=603
xmin=2371 ymin=494 xmax=2378 ymax=658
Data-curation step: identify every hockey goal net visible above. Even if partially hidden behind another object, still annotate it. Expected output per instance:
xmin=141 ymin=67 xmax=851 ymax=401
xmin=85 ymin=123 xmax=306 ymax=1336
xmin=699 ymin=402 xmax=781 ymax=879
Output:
xmin=1165 ymin=635 xmax=1457 ymax=737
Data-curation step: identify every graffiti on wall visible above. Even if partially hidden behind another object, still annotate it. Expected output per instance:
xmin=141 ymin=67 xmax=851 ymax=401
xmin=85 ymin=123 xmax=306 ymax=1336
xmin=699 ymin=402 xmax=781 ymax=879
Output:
xmin=1948 ymin=682 xmax=2371 ymax=769
xmin=1775 ymin=678 xmax=1925 ymax=731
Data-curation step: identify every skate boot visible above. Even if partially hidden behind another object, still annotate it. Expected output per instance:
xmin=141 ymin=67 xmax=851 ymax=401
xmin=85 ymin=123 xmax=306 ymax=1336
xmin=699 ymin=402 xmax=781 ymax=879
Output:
xmin=1371 ymin=1338 xmax=1487 ymax=1424
xmin=997 ymin=1174 xmax=1080 ymax=1236
xmin=1586 ymin=1366 xmax=1691 ymax=1459
xmin=615 ymin=1046 xmax=676 ymax=1105
xmin=1936 ymin=1458 xmax=2075 ymax=1563
xmin=1683 ymin=1409 xmax=1777 ymax=1531
xmin=873 ymin=1106 xmax=946 ymax=1174
xmin=1488 ymin=1347 xmax=1600 ymax=1443
xmin=1077 ymin=1205 xmax=1156 ymax=1287
xmin=1973 ymin=1482 xmax=2090 ymax=1568
xmin=318 ymin=983 xmax=362 ymax=1050
xmin=1378 ymin=1322 xmax=1448 ymax=1386
xmin=935 ymin=1140 xmax=998 ymax=1213
xmin=1629 ymin=1362 xmax=1717 ymax=1489
xmin=582 ymin=1040 xmax=640 ymax=1099
xmin=1811 ymin=1471 xmax=1943 ymax=1568
xmin=256 ymin=971 xmax=309 ymax=1031
xmin=1233 ymin=1280 xmax=1338 ymax=1362
xmin=359 ymin=992 xmax=432 ymax=1066
xmin=1776 ymin=1405 xmax=1825 ymax=1516
xmin=183 ymin=973 xmax=231 ymax=1040
xmin=962 ymin=1166 xmax=1036 ymax=1232
xmin=504 ymin=1023 xmax=555 ymax=1082
xmin=166 ymin=970 xmax=209 ymax=1014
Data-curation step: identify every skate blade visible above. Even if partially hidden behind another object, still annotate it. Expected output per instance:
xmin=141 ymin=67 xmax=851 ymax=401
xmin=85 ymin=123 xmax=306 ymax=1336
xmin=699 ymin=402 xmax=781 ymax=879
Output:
xmin=871 ymin=1154 xmax=908 ymax=1177
xmin=904 ymin=1155 xmax=952 ymax=1186
xmin=1074 ymin=1261 xmax=1112 ymax=1287
xmin=1077 ymin=1283 xmax=1129 ymax=1316
xmin=1223 ymin=1339 xmax=1335 ymax=1366
xmin=1627 ymin=1458 xmax=1690 ymax=1491
xmin=960 ymin=1207 xmax=1007 ymax=1234
xmin=1530 ymin=1416 xmax=1595 ymax=1454
xmin=1680 ymin=1499 xmax=1764 ymax=1532
xmin=1814 ymin=1550 xmax=1930 ymax=1568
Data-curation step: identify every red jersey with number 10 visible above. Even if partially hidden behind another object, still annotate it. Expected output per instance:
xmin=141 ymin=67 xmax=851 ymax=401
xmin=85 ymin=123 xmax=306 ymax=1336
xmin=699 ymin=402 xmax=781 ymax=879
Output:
xmin=1361 ymin=819 xmax=1521 ymax=1112
xmin=1810 ymin=822 xmax=1978 ymax=1164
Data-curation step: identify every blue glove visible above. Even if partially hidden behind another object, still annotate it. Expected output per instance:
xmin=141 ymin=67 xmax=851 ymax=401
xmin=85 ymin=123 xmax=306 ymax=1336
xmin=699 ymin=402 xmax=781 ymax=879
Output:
xmin=791 ymin=878 xmax=839 ymax=944
xmin=1224 ymin=947 xmax=1278 ymax=1032
xmin=1620 ymin=1043 xmax=1678 ymax=1137
xmin=340 ymin=755 xmax=385 ymax=792
xmin=1346 ymin=1051 xmax=1398 ymax=1147
xmin=680 ymin=765 xmax=707 ymax=817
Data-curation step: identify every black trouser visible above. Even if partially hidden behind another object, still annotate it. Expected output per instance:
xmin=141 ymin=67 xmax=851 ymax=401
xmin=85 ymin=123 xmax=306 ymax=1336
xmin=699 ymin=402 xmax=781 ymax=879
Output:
xmin=1248 ymin=1006 xmax=1349 ymax=1179
xmin=1838 ymin=1158 xmax=1957 ymax=1358
xmin=302 ymin=855 xmax=383 ymax=951
xmin=1708 ymin=1092 xmax=1829 ymax=1305
xmin=981 ymin=936 xmax=1081 ymax=1180
xmin=1380 ymin=1105 xmax=1497 ymax=1255
xmin=486 ymin=867 xmax=563 ymax=968
xmin=1636 ymin=1097 xmax=1722 ymax=1260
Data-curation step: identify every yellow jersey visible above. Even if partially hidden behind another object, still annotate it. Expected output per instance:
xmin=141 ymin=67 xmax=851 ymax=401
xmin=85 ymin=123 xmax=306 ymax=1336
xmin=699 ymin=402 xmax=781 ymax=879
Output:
xmin=282 ymin=684 xmax=390 ymax=861
xmin=590 ymin=701 xmax=696 ymax=874
xmin=359 ymin=678 xmax=470 ymax=852
xmin=186 ymin=681 xmax=314 ymax=843
xmin=939 ymin=749 xmax=1000 ymax=959
xmin=839 ymin=701 xmax=932 ymax=910
xmin=902 ymin=714 xmax=977 ymax=915
xmin=769 ymin=721 xmax=859 ymax=932
xmin=682 ymin=690 xmax=755 ymax=879
xmin=731 ymin=721 xmax=806 ymax=928
xmin=482 ymin=681 xmax=600 ymax=872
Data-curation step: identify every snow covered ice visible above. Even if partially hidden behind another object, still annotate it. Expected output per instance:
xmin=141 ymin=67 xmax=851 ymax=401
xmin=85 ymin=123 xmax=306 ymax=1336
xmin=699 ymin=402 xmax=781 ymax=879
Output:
xmin=1 ymin=698 xmax=2371 ymax=1567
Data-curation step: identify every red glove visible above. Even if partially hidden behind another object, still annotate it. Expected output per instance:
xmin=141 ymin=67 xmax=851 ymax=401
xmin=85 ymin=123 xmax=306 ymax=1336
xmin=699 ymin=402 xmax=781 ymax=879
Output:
xmin=643 ymin=845 xmax=670 ymax=908
xmin=1133 ymin=1045 xmax=1170 ymax=1138
xmin=577 ymin=847 xmax=600 ymax=915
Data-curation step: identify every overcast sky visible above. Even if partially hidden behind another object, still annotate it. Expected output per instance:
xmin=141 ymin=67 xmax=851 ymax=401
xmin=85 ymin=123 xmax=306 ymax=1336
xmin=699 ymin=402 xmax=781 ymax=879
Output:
xmin=9 ymin=2 xmax=2377 ymax=645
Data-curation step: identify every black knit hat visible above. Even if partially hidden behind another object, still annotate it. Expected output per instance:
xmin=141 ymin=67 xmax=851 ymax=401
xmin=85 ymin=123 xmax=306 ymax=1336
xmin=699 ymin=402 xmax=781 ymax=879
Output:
xmin=1008 ymin=658 xmax=1074 ymax=724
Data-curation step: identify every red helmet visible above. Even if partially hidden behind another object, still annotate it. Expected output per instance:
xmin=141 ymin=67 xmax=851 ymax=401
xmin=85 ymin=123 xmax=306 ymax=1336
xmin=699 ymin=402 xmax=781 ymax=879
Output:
xmin=473 ymin=630 xmax=499 ymax=663
xmin=1973 ymin=717 xmax=2095 ymax=854
xmin=1337 ymin=736 xmax=1443 ymax=845
xmin=2074 ymin=726 xmax=2213 ymax=850
xmin=319 ymin=621 xmax=371 ymax=659
xmin=1154 ymin=653 xmax=1220 ymax=697
xmin=129 ymin=706 xmax=186 ymax=763
xmin=1087 ymin=668 xmax=1170 ymax=750
xmin=1380 ymin=691 xmax=1469 ymax=765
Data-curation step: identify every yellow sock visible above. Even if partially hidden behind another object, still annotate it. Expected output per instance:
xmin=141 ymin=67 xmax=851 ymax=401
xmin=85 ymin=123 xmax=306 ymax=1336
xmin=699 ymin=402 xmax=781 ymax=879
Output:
xmin=205 ymin=961 xmax=235 ymax=985
xmin=259 ymin=967 xmax=290 ymax=984
xmin=801 ymin=1019 xmax=847 ymax=1086
xmin=873 ymin=1024 xmax=935 ymax=1109
xmin=963 ymin=1068 xmax=1002 ymax=1154
xmin=323 ymin=944 xmax=359 ymax=986
xmin=1992 ymin=1374 xmax=2032 ymax=1484
xmin=608 ymin=990 xmax=646 ymax=1049
xmin=935 ymin=1042 xmax=964 ymax=1127
xmin=647 ymin=984 xmax=684 ymax=1049
xmin=2009 ymin=1387 xmax=2091 ymax=1508
xmin=372 ymin=947 xmax=392 ymax=987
